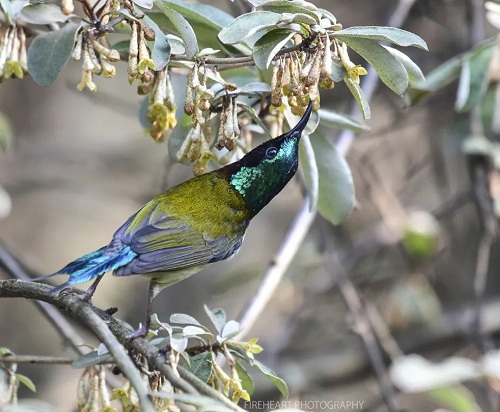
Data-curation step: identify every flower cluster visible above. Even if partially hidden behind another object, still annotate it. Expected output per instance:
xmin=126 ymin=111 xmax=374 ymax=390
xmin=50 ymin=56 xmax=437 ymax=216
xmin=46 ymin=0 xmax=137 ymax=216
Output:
xmin=271 ymin=34 xmax=367 ymax=116
xmin=0 ymin=25 xmax=27 ymax=82
xmin=146 ymin=68 xmax=177 ymax=141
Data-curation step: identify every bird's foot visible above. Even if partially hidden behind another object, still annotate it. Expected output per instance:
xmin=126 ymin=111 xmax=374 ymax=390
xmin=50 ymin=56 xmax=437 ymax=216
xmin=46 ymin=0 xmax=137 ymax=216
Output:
xmin=57 ymin=287 xmax=93 ymax=303
xmin=126 ymin=325 xmax=148 ymax=340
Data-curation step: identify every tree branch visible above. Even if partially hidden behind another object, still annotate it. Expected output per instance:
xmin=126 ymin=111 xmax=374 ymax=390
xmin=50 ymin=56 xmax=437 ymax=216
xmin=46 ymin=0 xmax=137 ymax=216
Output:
xmin=0 ymin=279 xmax=245 ymax=412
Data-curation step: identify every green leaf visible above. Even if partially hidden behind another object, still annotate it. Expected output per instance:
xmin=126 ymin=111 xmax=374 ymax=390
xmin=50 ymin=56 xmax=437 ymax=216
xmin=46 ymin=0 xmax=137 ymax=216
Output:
xmin=170 ymin=313 xmax=202 ymax=326
xmin=428 ymin=386 xmax=480 ymax=412
xmin=330 ymin=56 xmax=347 ymax=82
xmin=157 ymin=0 xmax=244 ymax=55
xmin=203 ymin=305 xmax=226 ymax=333
xmin=238 ymin=102 xmax=272 ymax=139
xmin=27 ymin=22 xmax=81 ymax=86
xmin=455 ymin=58 xmax=471 ymax=112
xmin=384 ymin=46 xmax=425 ymax=83
xmin=20 ymin=3 xmax=70 ymax=24
xmin=279 ymin=12 xmax=317 ymax=26
xmin=0 ymin=111 xmax=13 ymax=152
xmin=251 ymin=360 xmax=288 ymax=398
xmin=333 ymin=26 xmax=428 ymax=50
xmin=340 ymin=37 xmax=408 ymax=95
xmin=218 ymin=11 xmax=282 ymax=45
xmin=457 ymin=41 xmax=494 ymax=112
xmin=133 ymin=0 xmax=153 ymax=8
xmin=0 ymin=347 xmax=13 ymax=356
xmin=235 ymin=362 xmax=254 ymax=395
xmin=183 ymin=325 xmax=210 ymax=337
xmin=310 ymin=133 xmax=355 ymax=224
xmin=143 ymin=14 xmax=170 ymax=70
xmin=344 ymin=77 xmax=371 ymax=119
xmin=257 ymin=0 xmax=321 ymax=22
xmin=253 ymin=28 xmax=295 ymax=70
xmin=154 ymin=0 xmax=197 ymax=59
xmin=0 ymin=0 xmax=14 ymax=24
xmin=221 ymin=320 xmax=240 ymax=339
xmin=299 ymin=135 xmax=319 ymax=211
xmin=238 ymin=82 xmax=272 ymax=95
xmin=15 ymin=374 xmax=36 ymax=392
xmin=188 ymin=353 xmax=212 ymax=383
xmin=72 ymin=349 xmax=113 ymax=369
xmin=318 ymin=108 xmax=370 ymax=133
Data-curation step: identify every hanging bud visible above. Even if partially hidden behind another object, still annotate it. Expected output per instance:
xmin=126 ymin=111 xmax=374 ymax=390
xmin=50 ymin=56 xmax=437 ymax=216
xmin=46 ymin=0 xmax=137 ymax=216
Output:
xmin=138 ymin=27 xmax=155 ymax=74
xmin=320 ymin=35 xmax=332 ymax=81
xmin=223 ymin=99 xmax=235 ymax=150
xmin=101 ymin=58 xmax=116 ymax=78
xmin=82 ymin=42 xmax=95 ymax=72
xmin=299 ymin=49 xmax=314 ymax=82
xmin=92 ymin=39 xmax=120 ymax=62
xmin=216 ymin=107 xmax=227 ymax=150
xmin=62 ymin=0 xmax=75 ymax=15
xmin=77 ymin=69 xmax=97 ymax=91
xmin=305 ymin=46 xmax=322 ymax=87
xmin=18 ymin=27 xmax=27 ymax=74
xmin=140 ymin=22 xmax=156 ymax=41
xmin=270 ymin=62 xmax=282 ymax=107
xmin=87 ymin=43 xmax=102 ymax=75
xmin=184 ymin=87 xmax=194 ymax=115
xmin=71 ymin=30 xmax=83 ymax=61
xmin=128 ymin=21 xmax=139 ymax=82
xmin=233 ymin=99 xmax=240 ymax=137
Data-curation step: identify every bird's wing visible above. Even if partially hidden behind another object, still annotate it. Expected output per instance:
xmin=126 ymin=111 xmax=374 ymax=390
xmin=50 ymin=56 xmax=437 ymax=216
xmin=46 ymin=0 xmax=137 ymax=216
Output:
xmin=112 ymin=208 xmax=243 ymax=276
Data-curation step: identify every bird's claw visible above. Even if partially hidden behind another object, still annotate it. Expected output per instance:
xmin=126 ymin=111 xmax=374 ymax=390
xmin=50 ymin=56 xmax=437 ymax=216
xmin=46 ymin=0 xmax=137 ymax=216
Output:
xmin=126 ymin=326 xmax=148 ymax=340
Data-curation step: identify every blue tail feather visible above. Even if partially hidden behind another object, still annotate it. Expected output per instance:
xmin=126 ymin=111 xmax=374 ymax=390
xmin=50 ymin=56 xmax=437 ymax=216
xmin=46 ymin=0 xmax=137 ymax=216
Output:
xmin=33 ymin=246 xmax=137 ymax=288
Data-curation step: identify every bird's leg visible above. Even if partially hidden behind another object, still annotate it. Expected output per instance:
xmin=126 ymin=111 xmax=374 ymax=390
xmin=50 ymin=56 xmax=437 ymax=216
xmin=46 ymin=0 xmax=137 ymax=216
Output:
xmin=81 ymin=275 xmax=104 ymax=302
xmin=56 ymin=276 xmax=103 ymax=302
xmin=126 ymin=281 xmax=155 ymax=340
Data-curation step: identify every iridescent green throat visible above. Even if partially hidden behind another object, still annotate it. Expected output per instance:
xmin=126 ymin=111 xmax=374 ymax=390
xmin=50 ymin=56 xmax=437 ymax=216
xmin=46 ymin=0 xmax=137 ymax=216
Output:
xmin=228 ymin=136 xmax=300 ymax=215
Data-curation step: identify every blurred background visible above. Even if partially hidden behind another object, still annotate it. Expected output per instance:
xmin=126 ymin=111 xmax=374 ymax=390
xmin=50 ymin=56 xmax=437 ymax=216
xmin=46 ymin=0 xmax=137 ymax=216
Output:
xmin=1 ymin=0 xmax=499 ymax=411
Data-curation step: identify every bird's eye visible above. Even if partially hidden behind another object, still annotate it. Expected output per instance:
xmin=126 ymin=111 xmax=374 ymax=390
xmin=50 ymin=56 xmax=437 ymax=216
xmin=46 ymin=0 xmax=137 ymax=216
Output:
xmin=266 ymin=147 xmax=278 ymax=158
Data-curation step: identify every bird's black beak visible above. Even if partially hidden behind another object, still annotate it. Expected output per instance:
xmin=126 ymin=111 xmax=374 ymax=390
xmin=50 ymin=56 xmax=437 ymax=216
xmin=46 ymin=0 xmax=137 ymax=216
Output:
xmin=289 ymin=100 xmax=313 ymax=136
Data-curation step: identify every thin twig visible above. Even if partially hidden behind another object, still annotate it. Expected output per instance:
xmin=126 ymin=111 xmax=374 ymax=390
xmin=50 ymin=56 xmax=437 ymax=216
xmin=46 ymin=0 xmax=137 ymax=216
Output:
xmin=324 ymin=237 xmax=399 ymax=412
xmin=0 ymin=355 xmax=77 ymax=365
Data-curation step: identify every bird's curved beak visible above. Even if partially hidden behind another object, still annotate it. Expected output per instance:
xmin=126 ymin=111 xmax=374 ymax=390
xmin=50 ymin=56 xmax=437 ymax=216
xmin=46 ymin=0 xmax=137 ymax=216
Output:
xmin=289 ymin=100 xmax=313 ymax=135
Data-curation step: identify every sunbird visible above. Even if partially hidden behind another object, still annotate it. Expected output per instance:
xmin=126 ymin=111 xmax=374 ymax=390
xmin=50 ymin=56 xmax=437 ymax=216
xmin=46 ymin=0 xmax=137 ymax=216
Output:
xmin=38 ymin=101 xmax=313 ymax=338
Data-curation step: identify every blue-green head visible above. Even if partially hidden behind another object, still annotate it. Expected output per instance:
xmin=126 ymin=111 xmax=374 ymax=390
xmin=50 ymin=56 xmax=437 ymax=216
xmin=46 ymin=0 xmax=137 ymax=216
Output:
xmin=221 ymin=101 xmax=313 ymax=215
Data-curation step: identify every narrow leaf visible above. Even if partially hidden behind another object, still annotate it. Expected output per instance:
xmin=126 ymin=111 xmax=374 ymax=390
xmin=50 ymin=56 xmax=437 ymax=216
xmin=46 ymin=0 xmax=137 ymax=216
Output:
xmin=341 ymin=37 xmax=409 ymax=95
xmin=333 ymin=26 xmax=428 ymax=50
xmin=154 ymin=0 xmax=197 ymax=58
xmin=257 ymin=0 xmax=321 ymax=23
xmin=383 ymin=46 xmax=425 ymax=83
xmin=253 ymin=28 xmax=295 ymax=69
xmin=455 ymin=58 xmax=471 ymax=111
xmin=238 ymin=103 xmax=272 ymax=139
xmin=218 ymin=11 xmax=282 ymax=45
xmin=204 ymin=305 xmax=226 ymax=333
xmin=428 ymin=386 xmax=480 ymax=412
xmin=28 ymin=22 xmax=81 ymax=86
xmin=459 ymin=42 xmax=495 ymax=112
xmin=235 ymin=362 xmax=254 ymax=395
xmin=318 ymin=108 xmax=370 ymax=133
xmin=310 ymin=133 xmax=355 ymax=224
xmin=344 ymin=77 xmax=371 ymax=119
xmin=170 ymin=313 xmax=202 ymax=326
xmin=183 ymin=325 xmax=209 ymax=337
xmin=251 ymin=360 xmax=288 ymax=398
xmin=238 ymin=82 xmax=272 ymax=95
xmin=72 ymin=349 xmax=112 ymax=369
xmin=15 ymin=374 xmax=36 ymax=392
xmin=299 ymin=135 xmax=319 ymax=211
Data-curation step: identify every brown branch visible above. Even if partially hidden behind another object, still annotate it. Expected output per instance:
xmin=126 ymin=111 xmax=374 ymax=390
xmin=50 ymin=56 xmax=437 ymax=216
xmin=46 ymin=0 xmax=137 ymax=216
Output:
xmin=0 ymin=279 xmax=245 ymax=412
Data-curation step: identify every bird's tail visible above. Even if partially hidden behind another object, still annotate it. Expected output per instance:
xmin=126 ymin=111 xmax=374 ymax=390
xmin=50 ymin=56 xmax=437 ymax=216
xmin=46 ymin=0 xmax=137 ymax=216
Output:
xmin=32 ymin=246 xmax=137 ymax=292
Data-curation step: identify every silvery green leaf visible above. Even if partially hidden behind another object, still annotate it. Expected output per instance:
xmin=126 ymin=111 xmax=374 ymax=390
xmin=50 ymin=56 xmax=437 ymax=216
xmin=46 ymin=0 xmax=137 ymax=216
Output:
xmin=299 ymin=135 xmax=319 ymax=211
xmin=218 ymin=11 xmax=281 ymax=45
xmin=28 ymin=22 xmax=81 ymax=86
xmin=21 ymin=3 xmax=71 ymax=24
xmin=333 ymin=26 xmax=428 ymax=50
xmin=344 ymin=77 xmax=371 ymax=119
xmin=253 ymin=28 xmax=295 ymax=69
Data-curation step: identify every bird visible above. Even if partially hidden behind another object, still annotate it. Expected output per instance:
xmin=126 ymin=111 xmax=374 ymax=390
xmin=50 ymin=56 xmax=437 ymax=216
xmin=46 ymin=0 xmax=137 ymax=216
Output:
xmin=36 ymin=101 xmax=313 ymax=339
